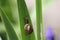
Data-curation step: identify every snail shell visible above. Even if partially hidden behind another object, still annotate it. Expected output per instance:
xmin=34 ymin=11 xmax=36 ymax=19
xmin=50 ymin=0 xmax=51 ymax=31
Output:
xmin=24 ymin=24 xmax=33 ymax=34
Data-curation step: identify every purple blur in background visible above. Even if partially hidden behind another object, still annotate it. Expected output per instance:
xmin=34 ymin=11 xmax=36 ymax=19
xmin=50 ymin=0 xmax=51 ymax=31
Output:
xmin=44 ymin=26 xmax=55 ymax=40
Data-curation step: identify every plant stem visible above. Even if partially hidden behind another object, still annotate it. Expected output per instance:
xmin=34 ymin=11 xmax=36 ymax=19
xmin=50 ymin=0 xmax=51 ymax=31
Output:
xmin=36 ymin=0 xmax=42 ymax=40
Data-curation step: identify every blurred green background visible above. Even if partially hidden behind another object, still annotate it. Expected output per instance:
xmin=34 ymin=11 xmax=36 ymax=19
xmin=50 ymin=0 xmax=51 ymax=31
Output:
xmin=0 ymin=0 xmax=60 ymax=40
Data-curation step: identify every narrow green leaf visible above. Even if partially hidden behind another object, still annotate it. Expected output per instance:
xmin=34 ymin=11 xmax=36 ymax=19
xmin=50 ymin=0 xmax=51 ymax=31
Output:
xmin=17 ymin=0 xmax=36 ymax=40
xmin=0 ymin=0 xmax=15 ymax=23
xmin=0 ymin=8 xmax=19 ymax=40
xmin=0 ymin=31 xmax=8 ymax=40
xmin=36 ymin=0 xmax=42 ymax=40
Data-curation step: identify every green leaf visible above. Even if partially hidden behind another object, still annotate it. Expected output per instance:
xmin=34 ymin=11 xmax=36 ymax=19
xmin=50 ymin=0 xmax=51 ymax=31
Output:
xmin=0 ymin=31 xmax=8 ymax=40
xmin=0 ymin=8 xmax=19 ymax=40
xmin=17 ymin=0 xmax=36 ymax=40
xmin=36 ymin=0 xmax=43 ymax=40
xmin=0 ymin=0 xmax=15 ymax=23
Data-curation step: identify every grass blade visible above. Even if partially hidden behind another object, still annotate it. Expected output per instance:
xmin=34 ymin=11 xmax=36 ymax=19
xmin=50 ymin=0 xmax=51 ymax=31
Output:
xmin=36 ymin=0 xmax=42 ymax=40
xmin=0 ymin=8 xmax=19 ymax=40
xmin=17 ymin=0 xmax=36 ymax=40
xmin=0 ymin=0 xmax=15 ymax=23
xmin=0 ymin=31 xmax=8 ymax=40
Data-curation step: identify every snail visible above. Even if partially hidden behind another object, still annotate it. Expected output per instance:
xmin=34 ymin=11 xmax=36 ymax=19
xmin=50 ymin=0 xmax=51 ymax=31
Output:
xmin=24 ymin=17 xmax=33 ymax=34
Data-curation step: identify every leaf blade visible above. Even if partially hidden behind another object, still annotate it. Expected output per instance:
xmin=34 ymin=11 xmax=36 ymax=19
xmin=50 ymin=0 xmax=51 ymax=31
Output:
xmin=17 ymin=0 xmax=36 ymax=40
xmin=0 ymin=8 xmax=19 ymax=40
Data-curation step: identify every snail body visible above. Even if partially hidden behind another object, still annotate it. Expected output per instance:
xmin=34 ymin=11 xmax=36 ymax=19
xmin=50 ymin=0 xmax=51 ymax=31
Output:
xmin=24 ymin=17 xmax=33 ymax=35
